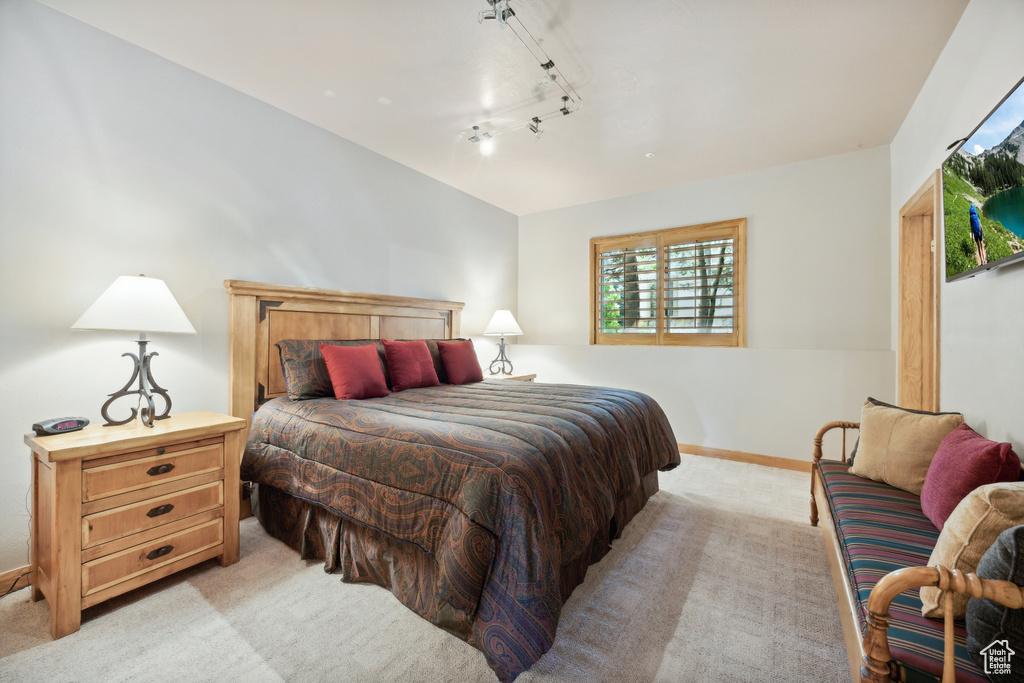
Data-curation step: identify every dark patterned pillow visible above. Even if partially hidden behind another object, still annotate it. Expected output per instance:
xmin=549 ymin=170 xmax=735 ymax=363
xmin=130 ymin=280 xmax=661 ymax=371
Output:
xmin=277 ymin=339 xmax=386 ymax=400
xmin=966 ymin=525 xmax=1024 ymax=678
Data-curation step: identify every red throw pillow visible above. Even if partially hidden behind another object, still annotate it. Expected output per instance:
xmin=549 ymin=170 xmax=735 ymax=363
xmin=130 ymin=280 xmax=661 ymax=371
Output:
xmin=382 ymin=339 xmax=440 ymax=392
xmin=319 ymin=343 xmax=389 ymax=400
xmin=920 ymin=423 xmax=1021 ymax=530
xmin=437 ymin=340 xmax=483 ymax=385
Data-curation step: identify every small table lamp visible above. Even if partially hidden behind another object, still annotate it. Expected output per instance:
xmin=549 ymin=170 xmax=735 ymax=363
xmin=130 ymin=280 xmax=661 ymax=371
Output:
xmin=72 ymin=275 xmax=197 ymax=427
xmin=483 ymin=309 xmax=523 ymax=375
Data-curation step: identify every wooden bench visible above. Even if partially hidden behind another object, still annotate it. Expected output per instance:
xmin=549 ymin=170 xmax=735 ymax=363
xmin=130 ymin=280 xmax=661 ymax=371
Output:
xmin=810 ymin=421 xmax=1024 ymax=682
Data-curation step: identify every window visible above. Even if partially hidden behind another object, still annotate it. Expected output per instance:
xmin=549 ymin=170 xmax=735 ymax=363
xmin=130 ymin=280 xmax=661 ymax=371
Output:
xmin=590 ymin=218 xmax=746 ymax=347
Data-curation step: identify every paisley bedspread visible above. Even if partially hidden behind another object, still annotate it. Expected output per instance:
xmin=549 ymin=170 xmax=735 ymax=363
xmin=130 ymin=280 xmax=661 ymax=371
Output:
xmin=241 ymin=380 xmax=679 ymax=681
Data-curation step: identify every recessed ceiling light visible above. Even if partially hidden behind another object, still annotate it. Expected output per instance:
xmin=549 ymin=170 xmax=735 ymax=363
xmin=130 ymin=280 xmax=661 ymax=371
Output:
xmin=378 ymin=96 xmax=392 ymax=105
xmin=645 ymin=152 xmax=656 ymax=159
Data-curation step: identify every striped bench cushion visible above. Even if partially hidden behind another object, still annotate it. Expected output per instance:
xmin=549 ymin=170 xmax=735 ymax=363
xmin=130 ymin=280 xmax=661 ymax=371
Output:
xmin=818 ymin=461 xmax=986 ymax=683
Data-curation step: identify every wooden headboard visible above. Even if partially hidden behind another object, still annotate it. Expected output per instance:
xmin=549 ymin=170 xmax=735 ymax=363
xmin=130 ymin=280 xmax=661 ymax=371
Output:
xmin=224 ymin=280 xmax=464 ymax=424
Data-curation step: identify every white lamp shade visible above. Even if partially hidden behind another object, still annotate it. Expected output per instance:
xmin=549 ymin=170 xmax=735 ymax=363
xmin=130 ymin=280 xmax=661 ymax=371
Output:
xmin=483 ymin=310 xmax=523 ymax=336
xmin=72 ymin=275 xmax=197 ymax=334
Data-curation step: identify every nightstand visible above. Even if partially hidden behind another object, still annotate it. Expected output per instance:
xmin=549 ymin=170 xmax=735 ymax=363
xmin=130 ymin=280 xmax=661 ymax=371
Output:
xmin=491 ymin=373 xmax=536 ymax=382
xmin=26 ymin=410 xmax=246 ymax=639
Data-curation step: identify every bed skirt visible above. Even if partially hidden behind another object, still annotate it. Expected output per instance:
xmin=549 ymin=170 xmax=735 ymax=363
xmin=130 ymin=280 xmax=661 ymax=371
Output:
xmin=250 ymin=469 xmax=660 ymax=677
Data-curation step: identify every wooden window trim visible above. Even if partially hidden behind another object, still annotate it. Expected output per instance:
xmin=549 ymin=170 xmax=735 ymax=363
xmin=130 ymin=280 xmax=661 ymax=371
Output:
xmin=590 ymin=218 xmax=746 ymax=347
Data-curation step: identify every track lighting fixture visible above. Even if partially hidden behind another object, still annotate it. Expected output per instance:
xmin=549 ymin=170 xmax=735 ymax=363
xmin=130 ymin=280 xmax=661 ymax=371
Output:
xmin=478 ymin=0 xmax=512 ymax=28
xmin=467 ymin=0 xmax=582 ymax=151
xmin=528 ymin=117 xmax=543 ymax=139
xmin=469 ymin=126 xmax=496 ymax=156
xmin=538 ymin=60 xmax=555 ymax=89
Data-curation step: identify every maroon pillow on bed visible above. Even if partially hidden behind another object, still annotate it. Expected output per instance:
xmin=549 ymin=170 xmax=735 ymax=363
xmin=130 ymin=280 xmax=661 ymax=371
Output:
xmin=437 ymin=340 xmax=483 ymax=385
xmin=920 ymin=423 xmax=1021 ymax=530
xmin=319 ymin=343 xmax=389 ymax=400
xmin=382 ymin=339 xmax=440 ymax=392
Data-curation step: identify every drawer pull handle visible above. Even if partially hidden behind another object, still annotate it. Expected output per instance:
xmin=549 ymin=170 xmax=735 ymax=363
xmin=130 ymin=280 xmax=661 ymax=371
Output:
xmin=146 ymin=504 xmax=175 ymax=518
xmin=147 ymin=463 xmax=175 ymax=476
xmin=146 ymin=545 xmax=174 ymax=561
xmin=156 ymin=447 xmax=166 ymax=455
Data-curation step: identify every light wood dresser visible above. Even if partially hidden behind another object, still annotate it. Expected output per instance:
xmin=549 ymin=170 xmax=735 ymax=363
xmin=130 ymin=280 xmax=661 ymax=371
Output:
xmin=26 ymin=410 xmax=246 ymax=639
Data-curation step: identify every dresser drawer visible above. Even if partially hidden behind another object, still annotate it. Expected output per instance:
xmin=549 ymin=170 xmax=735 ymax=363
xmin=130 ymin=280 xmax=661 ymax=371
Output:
xmin=81 ymin=518 xmax=223 ymax=598
xmin=82 ymin=443 xmax=223 ymax=502
xmin=82 ymin=480 xmax=224 ymax=549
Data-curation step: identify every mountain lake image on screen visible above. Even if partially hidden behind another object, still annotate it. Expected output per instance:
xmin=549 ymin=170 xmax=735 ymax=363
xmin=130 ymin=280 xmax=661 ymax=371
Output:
xmin=942 ymin=75 xmax=1024 ymax=281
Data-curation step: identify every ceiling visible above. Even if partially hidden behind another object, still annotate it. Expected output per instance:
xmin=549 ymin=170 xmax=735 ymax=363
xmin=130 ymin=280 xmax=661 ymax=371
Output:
xmin=37 ymin=0 xmax=968 ymax=216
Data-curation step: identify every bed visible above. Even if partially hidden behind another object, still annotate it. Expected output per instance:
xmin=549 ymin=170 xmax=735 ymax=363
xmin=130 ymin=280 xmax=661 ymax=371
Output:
xmin=224 ymin=280 xmax=680 ymax=681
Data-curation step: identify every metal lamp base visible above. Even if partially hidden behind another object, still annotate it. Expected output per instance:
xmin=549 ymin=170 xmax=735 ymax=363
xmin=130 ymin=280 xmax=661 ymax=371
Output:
xmin=488 ymin=335 xmax=514 ymax=375
xmin=101 ymin=334 xmax=172 ymax=428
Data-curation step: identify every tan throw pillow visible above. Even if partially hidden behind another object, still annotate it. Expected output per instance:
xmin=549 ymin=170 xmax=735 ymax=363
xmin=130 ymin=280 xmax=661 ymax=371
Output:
xmin=848 ymin=398 xmax=962 ymax=495
xmin=920 ymin=482 xmax=1024 ymax=618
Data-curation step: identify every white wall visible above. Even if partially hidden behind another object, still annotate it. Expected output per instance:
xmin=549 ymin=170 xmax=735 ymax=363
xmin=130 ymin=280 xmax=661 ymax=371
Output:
xmin=890 ymin=0 xmax=1024 ymax=449
xmin=0 ymin=1 xmax=517 ymax=574
xmin=518 ymin=147 xmax=896 ymax=459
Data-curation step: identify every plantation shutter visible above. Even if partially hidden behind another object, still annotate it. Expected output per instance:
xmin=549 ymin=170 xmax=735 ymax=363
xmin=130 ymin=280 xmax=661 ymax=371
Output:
xmin=596 ymin=244 xmax=658 ymax=334
xmin=664 ymin=237 xmax=735 ymax=335
xmin=590 ymin=218 xmax=745 ymax=347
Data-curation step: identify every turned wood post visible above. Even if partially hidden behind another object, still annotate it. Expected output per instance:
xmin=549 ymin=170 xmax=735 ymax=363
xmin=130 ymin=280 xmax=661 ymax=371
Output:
xmin=810 ymin=421 xmax=858 ymax=526
xmin=861 ymin=609 xmax=895 ymax=682
xmin=862 ymin=566 xmax=939 ymax=682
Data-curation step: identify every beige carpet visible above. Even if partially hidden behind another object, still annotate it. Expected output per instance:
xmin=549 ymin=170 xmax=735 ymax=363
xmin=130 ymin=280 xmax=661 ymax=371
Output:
xmin=0 ymin=454 xmax=847 ymax=682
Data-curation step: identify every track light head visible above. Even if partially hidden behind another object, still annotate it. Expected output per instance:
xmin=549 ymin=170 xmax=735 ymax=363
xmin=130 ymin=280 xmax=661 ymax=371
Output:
xmin=528 ymin=117 xmax=543 ymax=139
xmin=479 ymin=0 xmax=512 ymax=27
xmin=538 ymin=60 xmax=556 ymax=89
xmin=469 ymin=126 xmax=494 ymax=155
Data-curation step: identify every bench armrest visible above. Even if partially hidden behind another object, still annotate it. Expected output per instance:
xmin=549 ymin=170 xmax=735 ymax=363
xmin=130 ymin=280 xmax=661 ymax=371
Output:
xmin=813 ymin=421 xmax=860 ymax=466
xmin=861 ymin=565 xmax=1024 ymax=682
xmin=810 ymin=421 xmax=859 ymax=526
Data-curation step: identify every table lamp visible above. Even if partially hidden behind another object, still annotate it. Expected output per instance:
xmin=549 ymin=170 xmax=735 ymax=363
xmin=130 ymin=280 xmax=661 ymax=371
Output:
xmin=483 ymin=309 xmax=523 ymax=375
xmin=72 ymin=275 xmax=196 ymax=427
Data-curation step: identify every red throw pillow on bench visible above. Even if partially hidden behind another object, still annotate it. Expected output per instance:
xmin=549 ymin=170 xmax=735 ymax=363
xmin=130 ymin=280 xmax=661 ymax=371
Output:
xmin=920 ymin=423 xmax=1021 ymax=530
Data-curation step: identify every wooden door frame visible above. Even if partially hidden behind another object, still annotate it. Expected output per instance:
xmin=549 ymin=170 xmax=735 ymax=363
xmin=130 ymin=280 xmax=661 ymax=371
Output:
xmin=897 ymin=170 xmax=941 ymax=411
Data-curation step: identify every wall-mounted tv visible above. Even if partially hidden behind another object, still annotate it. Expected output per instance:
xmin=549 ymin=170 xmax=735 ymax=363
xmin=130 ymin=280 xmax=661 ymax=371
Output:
xmin=942 ymin=75 xmax=1024 ymax=281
